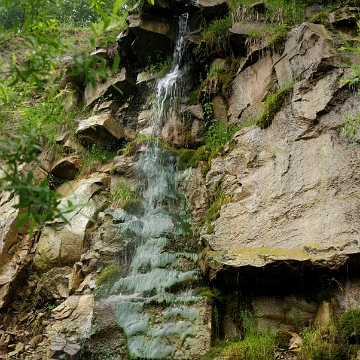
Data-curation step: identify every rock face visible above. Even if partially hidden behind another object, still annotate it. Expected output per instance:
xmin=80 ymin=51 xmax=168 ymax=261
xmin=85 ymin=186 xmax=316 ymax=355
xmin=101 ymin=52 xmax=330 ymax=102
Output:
xmin=198 ymin=22 xmax=360 ymax=298
xmin=33 ymin=174 xmax=109 ymax=273
xmin=2 ymin=1 xmax=360 ymax=359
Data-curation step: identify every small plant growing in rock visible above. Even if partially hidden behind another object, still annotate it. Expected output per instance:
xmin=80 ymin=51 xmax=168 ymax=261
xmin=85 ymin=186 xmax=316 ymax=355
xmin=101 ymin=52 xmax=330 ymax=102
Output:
xmin=110 ymin=180 xmax=138 ymax=209
xmin=339 ymin=310 xmax=360 ymax=344
xmin=256 ymin=79 xmax=295 ymax=128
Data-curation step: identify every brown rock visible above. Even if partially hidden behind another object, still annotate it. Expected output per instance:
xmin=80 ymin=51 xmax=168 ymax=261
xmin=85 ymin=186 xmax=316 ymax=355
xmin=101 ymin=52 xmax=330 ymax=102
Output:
xmin=33 ymin=175 xmax=109 ymax=273
xmin=198 ymin=0 xmax=229 ymax=23
xmin=83 ymin=67 xmax=135 ymax=108
xmin=75 ymin=110 xmax=124 ymax=147
xmin=50 ymin=155 xmax=82 ymax=181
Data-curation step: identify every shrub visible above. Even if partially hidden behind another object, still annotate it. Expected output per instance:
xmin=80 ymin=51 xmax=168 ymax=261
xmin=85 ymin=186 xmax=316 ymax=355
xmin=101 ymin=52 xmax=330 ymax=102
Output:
xmin=339 ymin=310 xmax=360 ymax=344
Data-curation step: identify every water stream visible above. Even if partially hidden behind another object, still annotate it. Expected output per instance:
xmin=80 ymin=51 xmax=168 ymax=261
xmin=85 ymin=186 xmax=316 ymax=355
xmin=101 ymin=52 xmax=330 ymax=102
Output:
xmin=101 ymin=9 xmax=206 ymax=359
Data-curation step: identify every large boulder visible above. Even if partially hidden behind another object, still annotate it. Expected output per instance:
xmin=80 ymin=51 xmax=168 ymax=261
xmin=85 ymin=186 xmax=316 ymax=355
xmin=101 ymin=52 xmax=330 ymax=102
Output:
xmin=75 ymin=110 xmax=124 ymax=148
xmin=198 ymin=0 xmax=229 ymax=23
xmin=126 ymin=14 xmax=172 ymax=66
xmin=200 ymin=73 xmax=360 ymax=292
xmin=33 ymin=174 xmax=109 ymax=273
xmin=83 ymin=67 xmax=135 ymax=108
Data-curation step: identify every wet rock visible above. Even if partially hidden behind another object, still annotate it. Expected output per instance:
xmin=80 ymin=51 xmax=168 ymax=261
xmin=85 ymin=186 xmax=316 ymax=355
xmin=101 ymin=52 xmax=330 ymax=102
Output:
xmin=75 ymin=110 xmax=124 ymax=147
xmin=161 ymin=110 xmax=206 ymax=148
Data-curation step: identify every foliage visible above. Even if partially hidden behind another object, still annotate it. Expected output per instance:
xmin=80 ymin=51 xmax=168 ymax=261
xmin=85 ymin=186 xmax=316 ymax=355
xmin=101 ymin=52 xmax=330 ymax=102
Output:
xmin=0 ymin=0 xmax=153 ymax=29
xmin=299 ymin=326 xmax=347 ymax=360
xmin=110 ymin=180 xmax=139 ymax=209
xmin=338 ymin=310 xmax=360 ymax=344
xmin=231 ymin=0 xmax=305 ymax=26
xmin=205 ymin=121 xmax=239 ymax=149
xmin=205 ymin=179 xmax=228 ymax=223
xmin=201 ymin=330 xmax=276 ymax=360
xmin=81 ymin=144 xmax=116 ymax=175
xmin=0 ymin=0 xmax=134 ymax=230
xmin=267 ymin=24 xmax=291 ymax=53
xmin=202 ymin=15 xmax=232 ymax=43
xmin=145 ymin=54 xmax=171 ymax=76
xmin=256 ymin=79 xmax=295 ymax=128
xmin=96 ymin=264 xmax=124 ymax=286
xmin=95 ymin=264 xmax=125 ymax=298
xmin=0 ymin=131 xmax=76 ymax=233
xmin=201 ymin=15 xmax=232 ymax=55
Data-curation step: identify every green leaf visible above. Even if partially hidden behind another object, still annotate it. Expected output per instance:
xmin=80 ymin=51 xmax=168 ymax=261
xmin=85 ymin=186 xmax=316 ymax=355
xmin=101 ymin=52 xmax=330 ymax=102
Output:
xmin=113 ymin=0 xmax=124 ymax=15
xmin=111 ymin=53 xmax=120 ymax=75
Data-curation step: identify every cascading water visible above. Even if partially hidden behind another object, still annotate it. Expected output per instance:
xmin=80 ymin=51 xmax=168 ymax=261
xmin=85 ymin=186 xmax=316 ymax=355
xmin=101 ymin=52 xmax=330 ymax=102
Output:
xmin=96 ymin=8 xmax=209 ymax=360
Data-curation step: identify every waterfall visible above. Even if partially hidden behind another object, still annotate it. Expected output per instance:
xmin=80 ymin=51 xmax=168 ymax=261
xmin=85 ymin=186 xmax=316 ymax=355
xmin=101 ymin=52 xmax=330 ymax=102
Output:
xmin=97 ymin=9 xmax=206 ymax=359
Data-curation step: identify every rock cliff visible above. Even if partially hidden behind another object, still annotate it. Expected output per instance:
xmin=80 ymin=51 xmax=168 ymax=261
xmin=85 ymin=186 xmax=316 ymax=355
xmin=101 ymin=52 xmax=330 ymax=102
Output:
xmin=0 ymin=0 xmax=360 ymax=358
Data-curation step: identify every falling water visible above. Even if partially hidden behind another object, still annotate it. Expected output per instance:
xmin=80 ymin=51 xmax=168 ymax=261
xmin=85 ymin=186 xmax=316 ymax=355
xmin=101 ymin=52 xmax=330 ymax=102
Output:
xmin=99 ymin=10 xmax=205 ymax=359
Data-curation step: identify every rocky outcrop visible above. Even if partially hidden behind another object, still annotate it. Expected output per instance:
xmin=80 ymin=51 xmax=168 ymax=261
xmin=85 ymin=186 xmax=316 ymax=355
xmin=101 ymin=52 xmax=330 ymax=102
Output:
xmin=76 ymin=111 xmax=124 ymax=147
xmin=192 ymin=21 xmax=360 ymax=300
xmin=83 ymin=67 xmax=135 ymax=108
xmin=2 ymin=0 xmax=360 ymax=358
xmin=33 ymin=174 xmax=109 ymax=273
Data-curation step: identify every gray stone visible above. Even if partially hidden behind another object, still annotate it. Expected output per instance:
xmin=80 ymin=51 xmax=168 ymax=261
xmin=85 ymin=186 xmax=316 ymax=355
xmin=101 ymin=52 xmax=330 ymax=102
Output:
xmin=328 ymin=7 xmax=358 ymax=28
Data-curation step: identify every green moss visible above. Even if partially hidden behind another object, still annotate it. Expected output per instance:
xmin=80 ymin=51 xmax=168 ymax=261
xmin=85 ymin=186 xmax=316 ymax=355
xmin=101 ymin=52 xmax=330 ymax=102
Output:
xmin=201 ymin=331 xmax=276 ymax=360
xmin=275 ymin=331 xmax=292 ymax=348
xmin=256 ymin=79 xmax=295 ymax=128
xmin=205 ymin=189 xmax=227 ymax=223
xmin=202 ymin=15 xmax=232 ymax=43
xmin=205 ymin=177 xmax=229 ymax=223
xmin=122 ymin=198 xmax=144 ymax=215
xmin=193 ymin=287 xmax=223 ymax=303
xmin=96 ymin=265 xmax=123 ymax=287
xmin=178 ymin=145 xmax=213 ymax=171
xmin=267 ymin=24 xmax=291 ymax=54
xmin=339 ymin=310 xmax=360 ymax=344
xmin=188 ymin=86 xmax=200 ymax=105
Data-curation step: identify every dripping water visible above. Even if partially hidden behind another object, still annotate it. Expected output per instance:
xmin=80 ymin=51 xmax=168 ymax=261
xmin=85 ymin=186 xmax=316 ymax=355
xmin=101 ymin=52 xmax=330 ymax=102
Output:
xmin=96 ymin=9 xmax=204 ymax=360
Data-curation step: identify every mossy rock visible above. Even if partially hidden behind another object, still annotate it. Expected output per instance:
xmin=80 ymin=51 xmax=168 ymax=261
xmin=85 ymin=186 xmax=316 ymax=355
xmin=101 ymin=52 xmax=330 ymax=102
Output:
xmin=339 ymin=310 xmax=360 ymax=344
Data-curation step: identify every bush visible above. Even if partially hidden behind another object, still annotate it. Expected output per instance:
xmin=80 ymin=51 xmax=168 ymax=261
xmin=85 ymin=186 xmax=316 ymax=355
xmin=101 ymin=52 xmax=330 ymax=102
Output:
xmin=339 ymin=310 xmax=360 ymax=344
